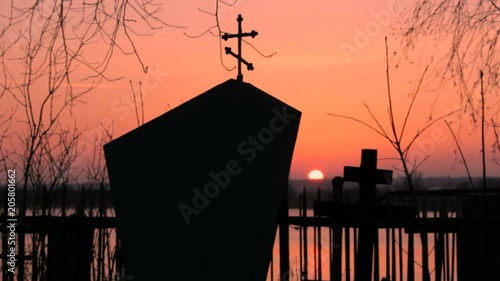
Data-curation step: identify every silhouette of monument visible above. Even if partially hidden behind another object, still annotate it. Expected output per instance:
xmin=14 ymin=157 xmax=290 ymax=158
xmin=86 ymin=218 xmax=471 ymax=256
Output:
xmin=104 ymin=78 xmax=301 ymax=281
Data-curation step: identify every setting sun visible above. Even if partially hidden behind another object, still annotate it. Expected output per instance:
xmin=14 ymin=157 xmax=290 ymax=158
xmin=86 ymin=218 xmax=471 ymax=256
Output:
xmin=308 ymin=169 xmax=324 ymax=180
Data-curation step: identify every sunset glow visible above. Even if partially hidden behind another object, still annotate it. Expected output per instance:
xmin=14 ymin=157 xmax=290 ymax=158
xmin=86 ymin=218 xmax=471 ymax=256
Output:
xmin=0 ymin=1 xmax=498 ymax=180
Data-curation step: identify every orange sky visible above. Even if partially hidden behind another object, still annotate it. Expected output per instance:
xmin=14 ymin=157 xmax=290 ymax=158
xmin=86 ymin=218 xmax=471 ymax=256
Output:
xmin=2 ymin=0 xmax=499 ymax=180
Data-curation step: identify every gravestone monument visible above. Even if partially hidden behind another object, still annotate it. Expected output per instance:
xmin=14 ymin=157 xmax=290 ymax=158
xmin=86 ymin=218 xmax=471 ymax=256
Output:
xmin=313 ymin=149 xmax=419 ymax=281
xmin=104 ymin=79 xmax=301 ymax=281
xmin=343 ymin=149 xmax=392 ymax=281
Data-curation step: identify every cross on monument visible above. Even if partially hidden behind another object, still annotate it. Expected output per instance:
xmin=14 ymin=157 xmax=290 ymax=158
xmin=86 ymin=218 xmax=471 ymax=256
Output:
xmin=221 ymin=14 xmax=258 ymax=82
xmin=343 ymin=149 xmax=392 ymax=281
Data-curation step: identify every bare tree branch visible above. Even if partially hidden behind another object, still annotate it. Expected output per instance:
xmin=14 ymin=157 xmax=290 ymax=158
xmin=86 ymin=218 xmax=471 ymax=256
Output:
xmin=398 ymin=0 xmax=500 ymax=125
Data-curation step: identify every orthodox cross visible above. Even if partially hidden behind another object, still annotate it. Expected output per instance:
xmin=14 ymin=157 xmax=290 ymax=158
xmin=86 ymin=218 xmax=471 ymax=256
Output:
xmin=221 ymin=14 xmax=258 ymax=82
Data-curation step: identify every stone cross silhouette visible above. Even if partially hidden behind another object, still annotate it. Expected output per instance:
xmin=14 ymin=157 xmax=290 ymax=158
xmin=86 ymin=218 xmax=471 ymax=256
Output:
xmin=344 ymin=149 xmax=392 ymax=205
xmin=343 ymin=149 xmax=392 ymax=281
xmin=221 ymin=14 xmax=258 ymax=82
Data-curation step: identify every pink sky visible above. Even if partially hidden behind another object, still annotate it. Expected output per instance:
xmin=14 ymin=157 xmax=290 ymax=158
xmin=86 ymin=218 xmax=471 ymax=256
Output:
xmin=1 ymin=0 xmax=499 ymax=180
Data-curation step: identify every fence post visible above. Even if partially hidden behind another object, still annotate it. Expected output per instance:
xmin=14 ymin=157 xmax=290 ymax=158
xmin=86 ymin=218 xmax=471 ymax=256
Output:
xmin=331 ymin=176 xmax=344 ymax=281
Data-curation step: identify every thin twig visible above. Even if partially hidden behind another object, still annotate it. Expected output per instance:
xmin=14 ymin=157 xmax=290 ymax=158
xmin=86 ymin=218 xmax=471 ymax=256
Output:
xmin=399 ymin=65 xmax=429 ymax=143
xmin=385 ymin=37 xmax=398 ymax=143
xmin=327 ymin=113 xmax=393 ymax=143
xmin=139 ymin=81 xmax=144 ymax=126
xmin=403 ymin=110 xmax=459 ymax=155
xmin=364 ymin=103 xmax=394 ymax=145
xmin=445 ymin=120 xmax=475 ymax=189
xmin=129 ymin=80 xmax=141 ymax=127
xmin=242 ymin=39 xmax=277 ymax=58
xmin=493 ymin=119 xmax=500 ymax=165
